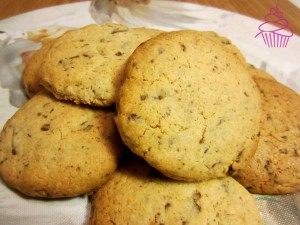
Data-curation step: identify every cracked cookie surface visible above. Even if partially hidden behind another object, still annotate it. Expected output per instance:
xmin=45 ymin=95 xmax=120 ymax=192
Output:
xmin=0 ymin=91 xmax=124 ymax=198
xmin=90 ymin=157 xmax=262 ymax=225
xmin=40 ymin=23 xmax=163 ymax=106
xmin=234 ymin=78 xmax=300 ymax=194
xmin=115 ymin=30 xmax=261 ymax=181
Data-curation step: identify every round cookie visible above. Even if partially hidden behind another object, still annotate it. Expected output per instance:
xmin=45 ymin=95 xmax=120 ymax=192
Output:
xmin=0 ymin=91 xmax=124 ymax=198
xmin=89 ymin=157 xmax=262 ymax=225
xmin=40 ymin=23 xmax=163 ymax=106
xmin=115 ymin=30 xmax=261 ymax=181
xmin=234 ymin=78 xmax=300 ymax=194
xmin=23 ymin=40 xmax=54 ymax=97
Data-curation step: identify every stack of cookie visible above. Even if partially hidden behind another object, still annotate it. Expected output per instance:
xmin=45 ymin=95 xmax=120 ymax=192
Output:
xmin=0 ymin=22 xmax=299 ymax=224
xmin=0 ymin=23 xmax=163 ymax=198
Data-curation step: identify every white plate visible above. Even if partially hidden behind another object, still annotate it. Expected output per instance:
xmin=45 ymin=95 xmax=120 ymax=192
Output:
xmin=0 ymin=1 xmax=299 ymax=225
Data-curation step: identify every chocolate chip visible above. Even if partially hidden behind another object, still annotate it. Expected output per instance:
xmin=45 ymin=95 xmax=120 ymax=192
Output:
xmin=236 ymin=149 xmax=244 ymax=163
xmin=279 ymin=148 xmax=288 ymax=154
xmin=221 ymin=40 xmax=231 ymax=45
xmin=180 ymin=44 xmax=186 ymax=52
xmin=111 ymin=29 xmax=128 ymax=34
xmin=154 ymin=212 xmax=161 ymax=223
xmin=12 ymin=147 xmax=17 ymax=155
xmin=217 ymin=119 xmax=223 ymax=126
xmin=222 ymin=182 xmax=230 ymax=193
xmin=158 ymin=47 xmax=164 ymax=54
xmin=69 ymin=55 xmax=79 ymax=59
xmin=193 ymin=191 xmax=201 ymax=213
xmin=164 ymin=202 xmax=171 ymax=210
xmin=83 ymin=125 xmax=93 ymax=132
xmin=264 ymin=160 xmax=272 ymax=171
xmin=115 ymin=51 xmax=123 ymax=56
xmin=0 ymin=158 xmax=8 ymax=165
xmin=128 ymin=114 xmax=139 ymax=121
xmin=211 ymin=162 xmax=220 ymax=168
xmin=83 ymin=54 xmax=91 ymax=58
xmin=41 ymin=124 xmax=50 ymax=131
xmin=227 ymin=165 xmax=235 ymax=176
xmin=140 ymin=95 xmax=148 ymax=101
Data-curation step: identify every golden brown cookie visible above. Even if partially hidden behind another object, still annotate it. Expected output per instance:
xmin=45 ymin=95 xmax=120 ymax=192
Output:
xmin=234 ymin=78 xmax=300 ymax=194
xmin=0 ymin=91 xmax=124 ymax=198
xmin=22 ymin=40 xmax=54 ymax=97
xmin=115 ymin=30 xmax=261 ymax=182
xmin=89 ymin=157 xmax=262 ymax=225
xmin=40 ymin=23 xmax=163 ymax=106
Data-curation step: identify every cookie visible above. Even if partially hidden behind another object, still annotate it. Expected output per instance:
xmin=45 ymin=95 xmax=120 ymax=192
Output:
xmin=234 ymin=78 xmax=300 ymax=194
xmin=0 ymin=91 xmax=124 ymax=198
xmin=22 ymin=40 xmax=53 ymax=97
xmin=89 ymin=157 xmax=262 ymax=225
xmin=247 ymin=64 xmax=276 ymax=80
xmin=115 ymin=30 xmax=261 ymax=181
xmin=40 ymin=23 xmax=163 ymax=106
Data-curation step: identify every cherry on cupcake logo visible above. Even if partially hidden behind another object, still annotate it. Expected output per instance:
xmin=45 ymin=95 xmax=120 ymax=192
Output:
xmin=255 ymin=4 xmax=293 ymax=48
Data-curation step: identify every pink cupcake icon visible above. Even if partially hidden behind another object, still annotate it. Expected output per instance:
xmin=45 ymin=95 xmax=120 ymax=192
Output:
xmin=255 ymin=4 xmax=293 ymax=47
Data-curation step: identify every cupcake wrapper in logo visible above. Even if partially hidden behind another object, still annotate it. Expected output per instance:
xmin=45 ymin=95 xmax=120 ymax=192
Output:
xmin=255 ymin=4 xmax=293 ymax=48
xmin=260 ymin=32 xmax=290 ymax=47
